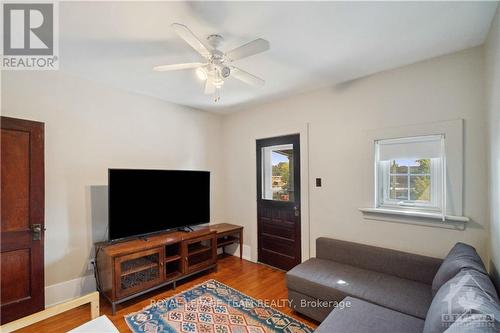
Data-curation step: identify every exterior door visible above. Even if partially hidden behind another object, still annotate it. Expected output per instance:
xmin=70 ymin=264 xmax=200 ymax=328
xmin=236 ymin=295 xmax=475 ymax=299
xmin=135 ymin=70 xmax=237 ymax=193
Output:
xmin=1 ymin=117 xmax=45 ymax=324
xmin=257 ymin=134 xmax=301 ymax=271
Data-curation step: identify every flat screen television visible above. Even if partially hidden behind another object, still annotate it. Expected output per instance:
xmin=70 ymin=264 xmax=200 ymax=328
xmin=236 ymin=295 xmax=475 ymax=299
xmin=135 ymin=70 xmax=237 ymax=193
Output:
xmin=108 ymin=169 xmax=210 ymax=241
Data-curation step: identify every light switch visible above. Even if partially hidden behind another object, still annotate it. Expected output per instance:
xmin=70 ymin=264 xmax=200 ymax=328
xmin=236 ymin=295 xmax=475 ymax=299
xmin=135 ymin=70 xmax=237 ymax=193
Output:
xmin=316 ymin=178 xmax=322 ymax=187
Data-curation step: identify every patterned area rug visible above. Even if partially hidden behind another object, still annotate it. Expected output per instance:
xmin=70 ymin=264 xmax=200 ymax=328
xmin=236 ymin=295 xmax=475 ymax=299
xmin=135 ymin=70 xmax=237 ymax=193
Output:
xmin=125 ymin=279 xmax=314 ymax=333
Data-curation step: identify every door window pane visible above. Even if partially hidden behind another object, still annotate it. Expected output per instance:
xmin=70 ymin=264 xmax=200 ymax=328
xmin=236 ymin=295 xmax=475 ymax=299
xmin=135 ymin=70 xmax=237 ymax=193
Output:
xmin=262 ymin=144 xmax=294 ymax=201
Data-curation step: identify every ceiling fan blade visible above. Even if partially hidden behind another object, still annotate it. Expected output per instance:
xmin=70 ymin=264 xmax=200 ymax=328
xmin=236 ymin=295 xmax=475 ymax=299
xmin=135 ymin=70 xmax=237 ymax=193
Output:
xmin=225 ymin=38 xmax=269 ymax=61
xmin=230 ymin=67 xmax=265 ymax=87
xmin=171 ymin=23 xmax=212 ymax=59
xmin=153 ymin=62 xmax=205 ymax=71
xmin=204 ymin=79 xmax=216 ymax=95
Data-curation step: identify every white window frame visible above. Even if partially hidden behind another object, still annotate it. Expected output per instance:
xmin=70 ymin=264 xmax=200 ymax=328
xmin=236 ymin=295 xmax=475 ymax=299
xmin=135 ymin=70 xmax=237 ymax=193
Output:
xmin=374 ymin=135 xmax=447 ymax=220
xmin=261 ymin=144 xmax=294 ymax=201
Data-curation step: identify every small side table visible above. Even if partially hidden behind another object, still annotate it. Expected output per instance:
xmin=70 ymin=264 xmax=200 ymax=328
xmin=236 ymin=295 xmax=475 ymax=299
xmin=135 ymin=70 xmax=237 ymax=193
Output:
xmin=208 ymin=223 xmax=244 ymax=259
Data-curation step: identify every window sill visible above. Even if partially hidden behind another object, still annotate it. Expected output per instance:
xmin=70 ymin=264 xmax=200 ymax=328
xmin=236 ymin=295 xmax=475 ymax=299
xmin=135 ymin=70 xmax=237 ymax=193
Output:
xmin=359 ymin=207 xmax=469 ymax=230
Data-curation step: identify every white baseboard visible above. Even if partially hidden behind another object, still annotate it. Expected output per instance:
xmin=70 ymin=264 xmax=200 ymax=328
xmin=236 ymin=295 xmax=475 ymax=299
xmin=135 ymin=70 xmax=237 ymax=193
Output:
xmin=45 ymin=246 xmax=254 ymax=307
xmin=241 ymin=244 xmax=252 ymax=261
xmin=45 ymin=274 xmax=96 ymax=307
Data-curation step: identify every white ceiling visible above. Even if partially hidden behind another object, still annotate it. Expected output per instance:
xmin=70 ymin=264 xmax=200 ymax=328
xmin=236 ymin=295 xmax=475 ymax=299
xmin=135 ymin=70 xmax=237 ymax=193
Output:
xmin=59 ymin=1 xmax=498 ymax=113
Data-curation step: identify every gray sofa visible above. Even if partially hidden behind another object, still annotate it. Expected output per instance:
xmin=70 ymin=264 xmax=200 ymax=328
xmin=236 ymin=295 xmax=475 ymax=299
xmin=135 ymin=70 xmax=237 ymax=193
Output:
xmin=286 ymin=238 xmax=500 ymax=332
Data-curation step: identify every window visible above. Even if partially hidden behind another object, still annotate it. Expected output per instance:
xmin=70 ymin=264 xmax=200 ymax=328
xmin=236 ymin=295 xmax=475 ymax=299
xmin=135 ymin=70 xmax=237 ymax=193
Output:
xmin=261 ymin=144 xmax=294 ymax=201
xmin=361 ymin=120 xmax=467 ymax=225
xmin=375 ymin=135 xmax=445 ymax=214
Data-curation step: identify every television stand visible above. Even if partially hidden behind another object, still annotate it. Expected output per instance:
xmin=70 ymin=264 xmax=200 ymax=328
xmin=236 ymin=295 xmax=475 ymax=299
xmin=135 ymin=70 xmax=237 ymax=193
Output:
xmin=95 ymin=228 xmax=217 ymax=314
xmin=208 ymin=223 xmax=244 ymax=259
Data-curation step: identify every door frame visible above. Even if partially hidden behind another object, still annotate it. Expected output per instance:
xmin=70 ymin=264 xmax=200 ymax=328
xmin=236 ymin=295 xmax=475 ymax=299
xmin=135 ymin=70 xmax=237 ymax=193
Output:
xmin=253 ymin=123 xmax=310 ymax=264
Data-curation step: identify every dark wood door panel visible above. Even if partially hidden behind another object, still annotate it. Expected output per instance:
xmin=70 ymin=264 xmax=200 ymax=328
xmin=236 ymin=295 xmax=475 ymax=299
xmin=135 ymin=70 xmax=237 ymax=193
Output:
xmin=1 ymin=117 xmax=45 ymax=324
xmin=0 ymin=232 xmax=31 ymax=251
xmin=257 ymin=134 xmax=301 ymax=271
xmin=260 ymin=249 xmax=297 ymax=271
xmin=259 ymin=205 xmax=296 ymax=220
xmin=261 ymin=234 xmax=295 ymax=255
xmin=1 ymin=249 xmax=31 ymax=305
xmin=260 ymin=219 xmax=296 ymax=240
xmin=1 ymin=129 xmax=30 ymax=232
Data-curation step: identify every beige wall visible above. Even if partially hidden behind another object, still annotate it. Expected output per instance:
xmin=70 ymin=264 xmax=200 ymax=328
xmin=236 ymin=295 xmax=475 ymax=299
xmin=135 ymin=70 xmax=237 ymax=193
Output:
xmin=1 ymin=71 xmax=225 ymax=289
xmin=1 ymin=35 xmax=495 ymax=303
xmin=222 ymin=47 xmax=490 ymax=263
xmin=486 ymin=6 xmax=500 ymax=288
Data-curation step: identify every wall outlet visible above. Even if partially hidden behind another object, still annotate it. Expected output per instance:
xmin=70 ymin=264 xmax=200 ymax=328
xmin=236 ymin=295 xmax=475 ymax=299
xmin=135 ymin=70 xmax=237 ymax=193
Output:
xmin=88 ymin=259 xmax=95 ymax=271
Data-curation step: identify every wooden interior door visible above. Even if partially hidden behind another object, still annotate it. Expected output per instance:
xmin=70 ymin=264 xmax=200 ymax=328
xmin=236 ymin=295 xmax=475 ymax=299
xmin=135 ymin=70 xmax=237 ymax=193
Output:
xmin=1 ymin=117 xmax=45 ymax=324
xmin=257 ymin=134 xmax=301 ymax=271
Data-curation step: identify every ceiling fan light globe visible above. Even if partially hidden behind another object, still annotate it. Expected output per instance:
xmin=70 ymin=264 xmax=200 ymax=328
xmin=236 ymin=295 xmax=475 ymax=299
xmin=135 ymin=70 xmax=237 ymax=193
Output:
xmin=196 ymin=67 xmax=207 ymax=81
xmin=221 ymin=66 xmax=231 ymax=78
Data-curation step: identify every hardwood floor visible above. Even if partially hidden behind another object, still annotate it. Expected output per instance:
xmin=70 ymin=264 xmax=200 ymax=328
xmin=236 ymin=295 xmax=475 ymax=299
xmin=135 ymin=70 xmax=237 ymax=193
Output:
xmin=14 ymin=255 xmax=319 ymax=332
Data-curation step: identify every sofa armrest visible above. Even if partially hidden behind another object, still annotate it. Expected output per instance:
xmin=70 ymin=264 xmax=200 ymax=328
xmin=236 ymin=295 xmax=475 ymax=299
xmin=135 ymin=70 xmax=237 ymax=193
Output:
xmin=316 ymin=237 xmax=442 ymax=285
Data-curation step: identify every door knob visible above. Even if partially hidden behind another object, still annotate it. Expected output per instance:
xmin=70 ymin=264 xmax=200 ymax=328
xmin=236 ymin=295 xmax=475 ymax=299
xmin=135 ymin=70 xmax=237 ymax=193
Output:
xmin=294 ymin=206 xmax=300 ymax=217
xmin=30 ymin=224 xmax=44 ymax=240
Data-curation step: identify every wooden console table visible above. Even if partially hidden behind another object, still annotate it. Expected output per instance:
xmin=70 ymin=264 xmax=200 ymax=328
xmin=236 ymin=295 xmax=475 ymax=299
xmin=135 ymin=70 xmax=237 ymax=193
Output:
xmin=209 ymin=223 xmax=244 ymax=259
xmin=94 ymin=224 xmax=244 ymax=314
xmin=95 ymin=229 xmax=217 ymax=314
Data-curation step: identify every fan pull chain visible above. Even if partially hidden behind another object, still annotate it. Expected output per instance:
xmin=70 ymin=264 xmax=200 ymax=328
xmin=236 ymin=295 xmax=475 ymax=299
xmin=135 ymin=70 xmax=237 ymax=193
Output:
xmin=214 ymin=87 xmax=221 ymax=102
xmin=213 ymin=69 xmax=222 ymax=102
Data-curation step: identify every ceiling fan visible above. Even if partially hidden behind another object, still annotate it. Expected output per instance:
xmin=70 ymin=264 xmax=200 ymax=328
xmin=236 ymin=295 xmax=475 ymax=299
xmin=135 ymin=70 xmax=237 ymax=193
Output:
xmin=154 ymin=23 xmax=270 ymax=102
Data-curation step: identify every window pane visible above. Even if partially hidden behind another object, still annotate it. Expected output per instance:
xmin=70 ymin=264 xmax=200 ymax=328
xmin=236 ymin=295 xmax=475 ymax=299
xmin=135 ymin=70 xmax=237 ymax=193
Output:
xmin=409 ymin=159 xmax=431 ymax=174
xmin=262 ymin=144 xmax=294 ymax=201
xmin=390 ymin=176 xmax=408 ymax=200
xmin=410 ymin=175 xmax=431 ymax=201
xmin=272 ymin=151 xmax=292 ymax=201
xmin=390 ymin=160 xmax=408 ymax=173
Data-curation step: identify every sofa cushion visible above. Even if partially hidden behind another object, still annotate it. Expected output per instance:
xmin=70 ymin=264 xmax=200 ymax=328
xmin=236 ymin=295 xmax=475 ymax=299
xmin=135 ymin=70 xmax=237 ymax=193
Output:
xmin=424 ymin=269 xmax=500 ymax=333
xmin=287 ymin=289 xmax=332 ymax=322
xmin=315 ymin=297 xmax=425 ymax=333
xmin=316 ymin=237 xmax=442 ymax=285
xmin=432 ymin=243 xmax=487 ymax=296
xmin=286 ymin=258 xmax=433 ymax=319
